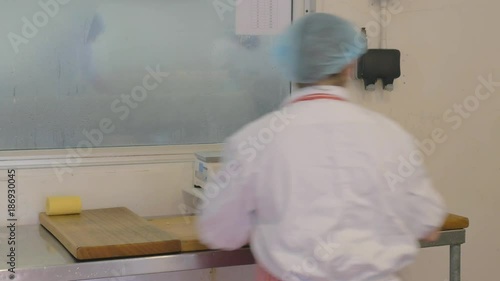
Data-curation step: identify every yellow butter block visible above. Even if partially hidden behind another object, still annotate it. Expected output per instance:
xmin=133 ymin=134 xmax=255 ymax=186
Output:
xmin=46 ymin=196 xmax=82 ymax=216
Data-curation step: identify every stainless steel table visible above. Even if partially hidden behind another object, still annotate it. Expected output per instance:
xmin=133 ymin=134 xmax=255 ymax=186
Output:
xmin=420 ymin=229 xmax=466 ymax=281
xmin=0 ymin=225 xmax=465 ymax=281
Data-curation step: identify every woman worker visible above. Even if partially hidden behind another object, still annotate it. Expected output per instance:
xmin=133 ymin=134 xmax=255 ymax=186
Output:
xmin=196 ymin=13 xmax=447 ymax=281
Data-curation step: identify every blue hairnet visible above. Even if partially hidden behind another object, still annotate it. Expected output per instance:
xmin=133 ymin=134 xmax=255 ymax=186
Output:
xmin=272 ymin=13 xmax=367 ymax=84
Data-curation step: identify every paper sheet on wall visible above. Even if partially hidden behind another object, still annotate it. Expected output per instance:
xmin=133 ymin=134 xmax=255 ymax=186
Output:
xmin=235 ymin=0 xmax=292 ymax=35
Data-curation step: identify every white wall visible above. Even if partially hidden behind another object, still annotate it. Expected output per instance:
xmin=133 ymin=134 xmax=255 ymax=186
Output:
xmin=319 ymin=0 xmax=500 ymax=280
xmin=0 ymin=145 xmax=216 ymax=225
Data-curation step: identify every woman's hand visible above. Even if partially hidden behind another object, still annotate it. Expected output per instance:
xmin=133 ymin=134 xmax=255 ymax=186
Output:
xmin=422 ymin=230 xmax=441 ymax=242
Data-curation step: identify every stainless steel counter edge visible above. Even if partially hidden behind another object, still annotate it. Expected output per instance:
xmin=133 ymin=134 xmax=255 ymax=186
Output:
xmin=0 ymin=225 xmax=465 ymax=281
xmin=2 ymin=249 xmax=255 ymax=281
xmin=420 ymin=229 xmax=466 ymax=248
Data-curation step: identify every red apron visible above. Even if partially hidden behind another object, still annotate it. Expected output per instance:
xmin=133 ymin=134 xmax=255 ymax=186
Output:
xmin=290 ymin=93 xmax=347 ymax=104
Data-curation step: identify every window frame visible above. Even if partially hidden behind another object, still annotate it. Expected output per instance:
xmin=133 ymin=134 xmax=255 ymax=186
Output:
xmin=0 ymin=1 xmax=308 ymax=167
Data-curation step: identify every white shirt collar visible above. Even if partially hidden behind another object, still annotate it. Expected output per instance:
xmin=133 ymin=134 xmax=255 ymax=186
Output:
xmin=280 ymin=85 xmax=351 ymax=107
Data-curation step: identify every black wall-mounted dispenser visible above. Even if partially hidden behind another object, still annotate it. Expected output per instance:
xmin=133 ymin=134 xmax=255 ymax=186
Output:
xmin=357 ymin=49 xmax=401 ymax=91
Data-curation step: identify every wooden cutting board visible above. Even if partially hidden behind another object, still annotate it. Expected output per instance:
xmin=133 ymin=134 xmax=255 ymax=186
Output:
xmin=441 ymin=213 xmax=469 ymax=230
xmin=148 ymin=215 xmax=209 ymax=252
xmin=148 ymin=213 xmax=469 ymax=252
xmin=39 ymin=207 xmax=181 ymax=260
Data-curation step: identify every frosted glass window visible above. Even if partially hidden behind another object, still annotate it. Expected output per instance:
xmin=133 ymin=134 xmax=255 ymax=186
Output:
xmin=0 ymin=0 xmax=291 ymax=150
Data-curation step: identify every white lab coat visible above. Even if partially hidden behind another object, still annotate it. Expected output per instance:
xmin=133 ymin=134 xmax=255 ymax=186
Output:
xmin=196 ymin=85 xmax=447 ymax=281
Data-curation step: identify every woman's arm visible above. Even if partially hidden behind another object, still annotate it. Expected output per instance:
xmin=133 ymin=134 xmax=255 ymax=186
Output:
xmin=196 ymin=138 xmax=256 ymax=250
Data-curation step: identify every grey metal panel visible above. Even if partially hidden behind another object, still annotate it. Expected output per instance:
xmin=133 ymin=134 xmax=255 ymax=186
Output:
xmin=420 ymin=229 xmax=466 ymax=248
xmin=450 ymin=245 xmax=462 ymax=281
